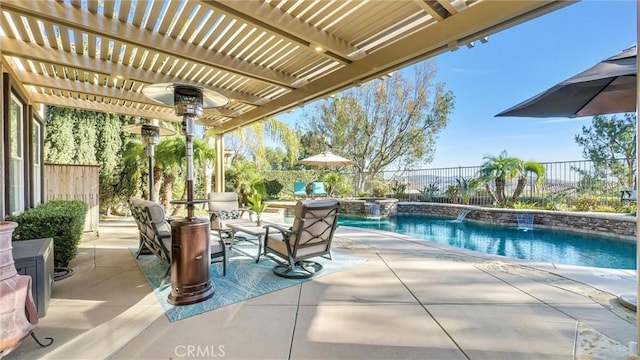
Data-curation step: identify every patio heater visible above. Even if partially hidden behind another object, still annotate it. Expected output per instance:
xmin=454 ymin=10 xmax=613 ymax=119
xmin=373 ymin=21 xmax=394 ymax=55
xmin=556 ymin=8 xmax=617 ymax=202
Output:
xmin=123 ymin=124 xmax=175 ymax=256
xmin=122 ymin=123 xmax=175 ymax=202
xmin=142 ymin=83 xmax=228 ymax=305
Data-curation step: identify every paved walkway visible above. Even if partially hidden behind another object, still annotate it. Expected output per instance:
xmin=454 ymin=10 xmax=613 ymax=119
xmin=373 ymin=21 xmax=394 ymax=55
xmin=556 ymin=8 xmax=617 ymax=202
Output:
xmin=5 ymin=219 xmax=637 ymax=360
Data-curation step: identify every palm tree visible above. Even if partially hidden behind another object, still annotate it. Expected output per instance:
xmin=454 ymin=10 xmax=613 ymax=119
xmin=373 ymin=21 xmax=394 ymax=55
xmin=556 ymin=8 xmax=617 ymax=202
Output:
xmin=120 ymin=139 xmax=148 ymax=199
xmin=155 ymin=136 xmax=185 ymax=210
xmin=456 ymin=177 xmax=480 ymax=205
xmin=225 ymin=160 xmax=263 ymax=206
xmin=511 ymin=161 xmax=545 ymax=201
xmin=264 ymin=118 xmax=301 ymax=167
xmin=209 ymin=117 xmax=300 ymax=170
xmin=154 ymin=135 xmax=215 ymax=213
xmin=477 ymin=150 xmax=525 ymax=205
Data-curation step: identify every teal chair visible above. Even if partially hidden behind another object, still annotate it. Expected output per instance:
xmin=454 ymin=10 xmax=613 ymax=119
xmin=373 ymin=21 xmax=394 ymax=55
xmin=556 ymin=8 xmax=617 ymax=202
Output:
xmin=311 ymin=182 xmax=327 ymax=198
xmin=293 ymin=181 xmax=307 ymax=199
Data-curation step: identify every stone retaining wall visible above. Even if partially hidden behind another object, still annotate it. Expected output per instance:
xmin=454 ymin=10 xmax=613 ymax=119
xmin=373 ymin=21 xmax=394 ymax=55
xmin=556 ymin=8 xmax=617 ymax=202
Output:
xmin=268 ymin=200 xmax=636 ymax=240
xmin=338 ymin=198 xmax=398 ymax=217
xmin=398 ymin=202 xmax=636 ymax=240
xmin=274 ymin=199 xmax=399 ymax=218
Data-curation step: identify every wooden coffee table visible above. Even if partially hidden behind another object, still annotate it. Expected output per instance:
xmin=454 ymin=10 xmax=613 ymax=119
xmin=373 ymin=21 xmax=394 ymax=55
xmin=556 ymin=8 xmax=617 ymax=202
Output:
xmin=226 ymin=222 xmax=270 ymax=263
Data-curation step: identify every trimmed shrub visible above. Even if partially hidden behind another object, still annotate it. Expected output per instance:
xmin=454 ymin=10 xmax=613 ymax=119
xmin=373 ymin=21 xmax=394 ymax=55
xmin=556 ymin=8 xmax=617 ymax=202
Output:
xmin=263 ymin=179 xmax=284 ymax=199
xmin=573 ymin=195 xmax=599 ymax=212
xmin=8 ymin=200 xmax=88 ymax=267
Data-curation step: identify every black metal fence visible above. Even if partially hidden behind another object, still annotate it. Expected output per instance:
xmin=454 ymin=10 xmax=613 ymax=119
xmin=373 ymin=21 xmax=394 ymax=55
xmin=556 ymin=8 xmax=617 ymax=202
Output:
xmin=344 ymin=159 xmax=635 ymax=209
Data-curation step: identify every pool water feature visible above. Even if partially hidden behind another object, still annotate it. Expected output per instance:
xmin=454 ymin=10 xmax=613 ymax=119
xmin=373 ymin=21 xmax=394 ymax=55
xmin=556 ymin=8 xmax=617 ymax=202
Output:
xmin=337 ymin=214 xmax=636 ymax=269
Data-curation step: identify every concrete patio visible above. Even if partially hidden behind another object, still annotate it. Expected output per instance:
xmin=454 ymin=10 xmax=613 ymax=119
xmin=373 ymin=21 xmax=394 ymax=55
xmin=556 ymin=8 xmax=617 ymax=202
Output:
xmin=5 ymin=218 xmax=637 ymax=360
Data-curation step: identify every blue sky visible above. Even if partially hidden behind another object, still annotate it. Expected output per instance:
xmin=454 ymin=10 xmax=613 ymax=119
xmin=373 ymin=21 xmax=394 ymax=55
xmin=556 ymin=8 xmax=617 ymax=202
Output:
xmin=274 ymin=0 xmax=637 ymax=169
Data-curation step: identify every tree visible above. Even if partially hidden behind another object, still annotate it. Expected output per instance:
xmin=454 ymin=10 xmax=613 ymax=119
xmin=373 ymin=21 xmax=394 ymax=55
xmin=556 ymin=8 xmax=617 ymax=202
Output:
xmin=512 ymin=161 xmax=545 ymax=201
xmin=574 ymin=113 xmax=636 ymax=188
xmin=44 ymin=106 xmax=76 ymax=163
xmin=213 ymin=117 xmax=301 ymax=171
xmin=150 ymin=134 xmax=215 ymax=213
xmin=306 ymin=62 xmax=455 ymax=190
xmin=477 ymin=150 xmax=545 ymax=205
xmin=96 ymin=112 xmax=124 ymax=215
xmin=264 ymin=118 xmax=301 ymax=167
xmin=225 ymin=160 xmax=263 ymax=205
xmin=120 ymin=139 xmax=148 ymax=199
xmin=264 ymin=148 xmax=289 ymax=170
xmin=298 ymin=130 xmax=327 ymax=160
xmin=73 ymin=109 xmax=97 ymax=164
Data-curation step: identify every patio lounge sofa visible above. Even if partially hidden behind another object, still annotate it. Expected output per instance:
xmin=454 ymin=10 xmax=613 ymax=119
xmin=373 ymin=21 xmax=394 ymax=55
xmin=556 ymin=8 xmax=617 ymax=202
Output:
xmin=129 ymin=197 xmax=226 ymax=275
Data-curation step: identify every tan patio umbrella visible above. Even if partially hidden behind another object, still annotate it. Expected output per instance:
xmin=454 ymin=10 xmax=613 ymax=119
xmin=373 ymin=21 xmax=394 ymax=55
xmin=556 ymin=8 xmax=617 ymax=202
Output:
xmin=298 ymin=151 xmax=355 ymax=166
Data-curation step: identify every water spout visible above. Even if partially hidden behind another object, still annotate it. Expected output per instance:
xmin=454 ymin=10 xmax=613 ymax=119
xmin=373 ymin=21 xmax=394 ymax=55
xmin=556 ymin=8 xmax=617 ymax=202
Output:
xmin=516 ymin=214 xmax=534 ymax=231
xmin=364 ymin=203 xmax=382 ymax=220
xmin=455 ymin=209 xmax=472 ymax=222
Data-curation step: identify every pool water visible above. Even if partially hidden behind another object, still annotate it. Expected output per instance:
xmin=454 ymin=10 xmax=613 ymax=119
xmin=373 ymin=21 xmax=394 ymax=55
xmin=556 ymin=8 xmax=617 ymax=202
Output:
xmin=337 ymin=215 xmax=636 ymax=269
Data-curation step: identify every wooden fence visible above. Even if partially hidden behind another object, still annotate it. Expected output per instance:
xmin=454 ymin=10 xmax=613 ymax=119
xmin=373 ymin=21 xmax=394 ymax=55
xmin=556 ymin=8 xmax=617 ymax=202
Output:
xmin=44 ymin=163 xmax=99 ymax=232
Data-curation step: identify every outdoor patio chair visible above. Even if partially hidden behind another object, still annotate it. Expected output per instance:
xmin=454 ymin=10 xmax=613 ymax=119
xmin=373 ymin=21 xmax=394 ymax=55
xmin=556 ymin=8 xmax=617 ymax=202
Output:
xmin=208 ymin=192 xmax=254 ymax=242
xmin=293 ymin=181 xmax=307 ymax=199
xmin=620 ymin=189 xmax=637 ymax=203
xmin=263 ymin=199 xmax=339 ymax=278
xmin=311 ymin=182 xmax=328 ymax=198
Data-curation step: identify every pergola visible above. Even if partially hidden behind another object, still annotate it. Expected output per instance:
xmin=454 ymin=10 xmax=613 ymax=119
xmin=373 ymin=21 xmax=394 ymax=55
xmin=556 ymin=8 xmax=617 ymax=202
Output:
xmin=1 ymin=0 xmax=574 ymax=196
xmin=7 ymin=1 xmax=640 ymax=353
xmin=1 ymin=0 xmax=576 ymax=123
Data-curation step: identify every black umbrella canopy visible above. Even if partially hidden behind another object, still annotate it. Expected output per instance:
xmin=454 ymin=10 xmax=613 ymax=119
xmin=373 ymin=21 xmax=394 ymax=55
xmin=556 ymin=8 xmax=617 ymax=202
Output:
xmin=496 ymin=45 xmax=636 ymax=118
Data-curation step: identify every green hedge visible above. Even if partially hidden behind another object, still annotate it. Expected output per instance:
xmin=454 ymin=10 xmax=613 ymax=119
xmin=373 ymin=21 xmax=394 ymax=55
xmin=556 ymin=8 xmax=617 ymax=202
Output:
xmin=262 ymin=170 xmax=322 ymax=199
xmin=8 ymin=200 xmax=88 ymax=267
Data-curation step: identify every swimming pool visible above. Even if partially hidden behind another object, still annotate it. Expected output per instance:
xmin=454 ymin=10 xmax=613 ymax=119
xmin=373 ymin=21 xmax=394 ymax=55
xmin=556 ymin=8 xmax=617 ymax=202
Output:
xmin=337 ymin=214 xmax=636 ymax=269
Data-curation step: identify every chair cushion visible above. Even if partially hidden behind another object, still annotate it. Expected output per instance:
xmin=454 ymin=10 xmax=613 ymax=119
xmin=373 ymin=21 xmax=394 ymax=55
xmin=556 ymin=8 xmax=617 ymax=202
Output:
xmin=266 ymin=233 xmax=329 ymax=258
xmin=293 ymin=182 xmax=307 ymax=195
xmin=208 ymin=192 xmax=240 ymax=212
xmin=210 ymin=209 xmax=240 ymax=220
xmin=142 ymin=200 xmax=166 ymax=224
xmin=209 ymin=239 xmax=225 ymax=256
xmin=311 ymin=182 xmax=327 ymax=195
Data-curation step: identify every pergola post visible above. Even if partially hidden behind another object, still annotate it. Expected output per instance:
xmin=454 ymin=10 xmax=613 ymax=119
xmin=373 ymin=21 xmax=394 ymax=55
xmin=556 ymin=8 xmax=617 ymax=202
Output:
xmin=214 ymin=134 xmax=225 ymax=193
xmin=635 ymin=2 xmax=640 ymax=354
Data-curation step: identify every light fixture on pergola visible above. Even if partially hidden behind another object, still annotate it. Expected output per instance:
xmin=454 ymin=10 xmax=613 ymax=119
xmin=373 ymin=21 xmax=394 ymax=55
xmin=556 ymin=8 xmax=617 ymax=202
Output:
xmin=142 ymin=83 xmax=228 ymax=306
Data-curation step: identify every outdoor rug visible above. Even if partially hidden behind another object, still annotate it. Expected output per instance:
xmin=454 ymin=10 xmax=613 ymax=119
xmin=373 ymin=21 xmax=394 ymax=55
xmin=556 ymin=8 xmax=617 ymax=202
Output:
xmin=130 ymin=244 xmax=366 ymax=322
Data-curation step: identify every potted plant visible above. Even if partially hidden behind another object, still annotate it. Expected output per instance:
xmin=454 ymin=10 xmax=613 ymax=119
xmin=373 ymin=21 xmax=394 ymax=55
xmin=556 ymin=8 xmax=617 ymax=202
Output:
xmin=247 ymin=193 xmax=268 ymax=226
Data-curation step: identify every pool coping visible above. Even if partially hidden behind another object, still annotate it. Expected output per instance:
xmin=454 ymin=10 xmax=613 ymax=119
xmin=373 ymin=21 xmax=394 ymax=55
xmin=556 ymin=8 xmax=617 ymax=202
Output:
xmin=337 ymin=224 xmax=636 ymax=295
